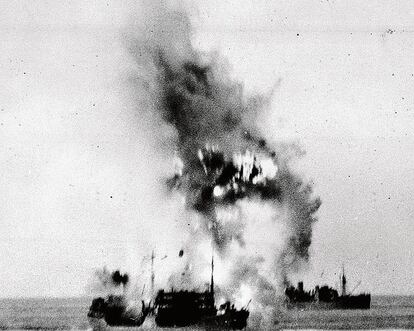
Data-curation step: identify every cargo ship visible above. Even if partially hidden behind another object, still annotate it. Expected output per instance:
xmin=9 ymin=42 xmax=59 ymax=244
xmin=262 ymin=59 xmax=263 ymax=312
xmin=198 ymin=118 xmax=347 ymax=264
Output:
xmin=285 ymin=268 xmax=371 ymax=310
xmin=88 ymin=253 xmax=249 ymax=329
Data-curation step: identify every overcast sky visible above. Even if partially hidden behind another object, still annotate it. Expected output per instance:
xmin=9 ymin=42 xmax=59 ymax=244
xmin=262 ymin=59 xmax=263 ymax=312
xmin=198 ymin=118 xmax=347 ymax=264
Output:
xmin=1 ymin=0 xmax=413 ymax=297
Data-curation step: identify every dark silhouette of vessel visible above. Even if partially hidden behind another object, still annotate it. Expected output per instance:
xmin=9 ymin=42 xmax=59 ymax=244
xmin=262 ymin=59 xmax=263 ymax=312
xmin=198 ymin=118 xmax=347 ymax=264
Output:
xmin=88 ymin=295 xmax=149 ymax=327
xmin=88 ymin=252 xmax=249 ymax=329
xmin=285 ymin=268 xmax=371 ymax=310
xmin=154 ymin=289 xmax=249 ymax=329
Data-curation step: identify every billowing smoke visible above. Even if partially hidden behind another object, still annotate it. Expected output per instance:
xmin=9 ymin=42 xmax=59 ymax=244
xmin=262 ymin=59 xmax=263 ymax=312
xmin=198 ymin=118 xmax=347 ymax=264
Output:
xmin=111 ymin=270 xmax=129 ymax=287
xmin=87 ymin=268 xmax=129 ymax=295
xmin=124 ymin=0 xmax=320 ymax=320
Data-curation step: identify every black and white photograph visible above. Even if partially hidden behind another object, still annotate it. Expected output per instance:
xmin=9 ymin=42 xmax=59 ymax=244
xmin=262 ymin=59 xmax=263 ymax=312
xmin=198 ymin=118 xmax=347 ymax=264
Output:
xmin=1 ymin=1 xmax=413 ymax=330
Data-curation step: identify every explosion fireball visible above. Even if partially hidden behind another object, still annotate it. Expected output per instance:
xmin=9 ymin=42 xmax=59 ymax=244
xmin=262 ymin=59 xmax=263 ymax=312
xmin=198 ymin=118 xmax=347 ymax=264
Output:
xmin=91 ymin=2 xmax=321 ymax=326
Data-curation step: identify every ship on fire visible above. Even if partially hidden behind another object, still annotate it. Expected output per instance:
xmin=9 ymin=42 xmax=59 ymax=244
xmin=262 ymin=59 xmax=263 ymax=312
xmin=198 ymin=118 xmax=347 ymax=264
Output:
xmin=285 ymin=267 xmax=371 ymax=310
xmin=88 ymin=254 xmax=250 ymax=329
xmin=153 ymin=255 xmax=249 ymax=329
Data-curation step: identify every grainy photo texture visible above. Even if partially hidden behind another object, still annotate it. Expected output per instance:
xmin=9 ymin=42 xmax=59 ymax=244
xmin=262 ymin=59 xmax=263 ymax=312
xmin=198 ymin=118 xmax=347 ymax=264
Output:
xmin=1 ymin=1 xmax=413 ymax=330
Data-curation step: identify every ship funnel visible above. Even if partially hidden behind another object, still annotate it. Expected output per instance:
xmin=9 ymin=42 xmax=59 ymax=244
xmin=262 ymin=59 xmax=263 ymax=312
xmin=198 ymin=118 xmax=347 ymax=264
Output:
xmin=210 ymin=252 xmax=214 ymax=296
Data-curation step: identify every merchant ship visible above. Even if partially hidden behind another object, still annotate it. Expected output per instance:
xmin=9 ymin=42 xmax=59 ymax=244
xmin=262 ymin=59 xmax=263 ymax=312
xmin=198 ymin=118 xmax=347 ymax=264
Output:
xmin=285 ymin=267 xmax=371 ymax=310
xmin=88 ymin=252 xmax=249 ymax=329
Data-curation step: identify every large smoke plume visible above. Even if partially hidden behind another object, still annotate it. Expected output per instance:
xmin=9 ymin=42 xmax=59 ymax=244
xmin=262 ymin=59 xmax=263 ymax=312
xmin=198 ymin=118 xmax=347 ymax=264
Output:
xmin=121 ymin=0 xmax=320 ymax=321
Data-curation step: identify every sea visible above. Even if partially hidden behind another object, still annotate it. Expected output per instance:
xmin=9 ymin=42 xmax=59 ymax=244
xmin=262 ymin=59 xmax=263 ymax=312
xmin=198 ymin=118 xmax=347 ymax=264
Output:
xmin=0 ymin=296 xmax=413 ymax=330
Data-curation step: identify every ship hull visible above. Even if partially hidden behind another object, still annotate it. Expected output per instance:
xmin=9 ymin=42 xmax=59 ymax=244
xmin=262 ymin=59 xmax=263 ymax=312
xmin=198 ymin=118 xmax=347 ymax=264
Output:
xmin=155 ymin=314 xmax=249 ymax=330
xmin=155 ymin=308 xmax=249 ymax=329
xmin=286 ymin=294 xmax=371 ymax=310
xmin=89 ymin=319 xmax=245 ymax=331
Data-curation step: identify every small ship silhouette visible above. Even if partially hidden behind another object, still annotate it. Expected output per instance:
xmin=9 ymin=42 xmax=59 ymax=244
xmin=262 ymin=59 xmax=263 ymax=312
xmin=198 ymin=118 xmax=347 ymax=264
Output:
xmin=285 ymin=267 xmax=371 ymax=310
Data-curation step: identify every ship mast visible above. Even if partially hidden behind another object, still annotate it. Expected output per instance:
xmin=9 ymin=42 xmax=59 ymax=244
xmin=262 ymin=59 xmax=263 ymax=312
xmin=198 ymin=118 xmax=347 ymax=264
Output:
xmin=151 ymin=250 xmax=155 ymax=299
xmin=210 ymin=247 xmax=214 ymax=297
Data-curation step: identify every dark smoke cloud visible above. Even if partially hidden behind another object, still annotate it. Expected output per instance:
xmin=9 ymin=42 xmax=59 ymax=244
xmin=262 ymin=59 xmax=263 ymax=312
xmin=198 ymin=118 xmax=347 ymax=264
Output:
xmin=276 ymin=166 xmax=321 ymax=284
xmin=88 ymin=268 xmax=130 ymax=294
xmin=111 ymin=270 xmax=129 ymax=286
xmin=125 ymin=0 xmax=321 ymax=313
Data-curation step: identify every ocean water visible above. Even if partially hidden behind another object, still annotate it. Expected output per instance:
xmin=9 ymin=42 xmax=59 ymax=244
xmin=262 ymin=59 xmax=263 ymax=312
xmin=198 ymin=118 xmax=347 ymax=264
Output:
xmin=0 ymin=296 xmax=414 ymax=330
